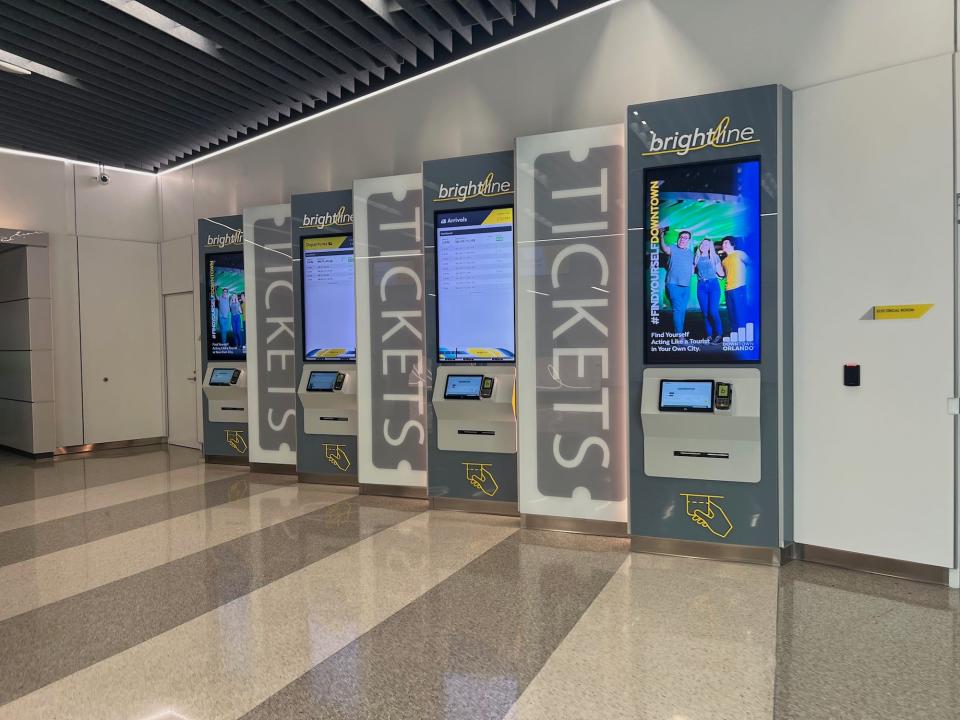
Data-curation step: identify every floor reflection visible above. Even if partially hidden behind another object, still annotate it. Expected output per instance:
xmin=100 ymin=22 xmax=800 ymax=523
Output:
xmin=775 ymin=561 xmax=960 ymax=719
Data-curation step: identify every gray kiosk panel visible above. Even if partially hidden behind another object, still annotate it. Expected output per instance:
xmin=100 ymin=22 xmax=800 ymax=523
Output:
xmin=432 ymin=366 xmax=517 ymax=454
xmin=640 ymin=368 xmax=760 ymax=483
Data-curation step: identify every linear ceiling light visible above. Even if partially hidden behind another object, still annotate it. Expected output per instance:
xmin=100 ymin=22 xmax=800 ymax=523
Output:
xmin=100 ymin=0 xmax=220 ymax=56
xmin=158 ymin=0 xmax=624 ymax=175
xmin=0 ymin=49 xmax=78 ymax=85
xmin=0 ymin=59 xmax=31 ymax=75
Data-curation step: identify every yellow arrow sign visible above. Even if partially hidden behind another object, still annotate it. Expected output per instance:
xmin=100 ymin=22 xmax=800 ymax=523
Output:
xmin=873 ymin=304 xmax=933 ymax=320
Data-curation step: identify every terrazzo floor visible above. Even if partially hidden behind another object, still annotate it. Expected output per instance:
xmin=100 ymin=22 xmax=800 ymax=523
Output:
xmin=0 ymin=445 xmax=955 ymax=719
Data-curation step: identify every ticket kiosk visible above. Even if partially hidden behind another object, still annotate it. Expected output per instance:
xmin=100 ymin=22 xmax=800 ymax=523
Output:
xmin=198 ymin=216 xmax=249 ymax=463
xmin=424 ymin=151 xmax=519 ymax=513
xmin=627 ymin=85 xmax=793 ymax=563
xmin=291 ymin=190 xmax=358 ymax=484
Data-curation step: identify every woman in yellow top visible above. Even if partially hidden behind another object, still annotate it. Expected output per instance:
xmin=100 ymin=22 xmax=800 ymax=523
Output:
xmin=721 ymin=236 xmax=750 ymax=335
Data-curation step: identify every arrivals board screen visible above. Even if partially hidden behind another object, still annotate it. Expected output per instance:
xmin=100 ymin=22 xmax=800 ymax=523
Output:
xmin=302 ymin=235 xmax=356 ymax=362
xmin=206 ymin=251 xmax=246 ymax=361
xmin=436 ymin=207 xmax=515 ymax=363
xmin=643 ymin=157 xmax=761 ymax=363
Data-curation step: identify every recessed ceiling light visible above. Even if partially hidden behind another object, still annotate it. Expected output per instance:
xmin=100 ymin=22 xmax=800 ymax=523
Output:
xmin=100 ymin=0 xmax=220 ymax=56
xmin=0 ymin=49 xmax=78 ymax=85
xmin=0 ymin=59 xmax=30 ymax=75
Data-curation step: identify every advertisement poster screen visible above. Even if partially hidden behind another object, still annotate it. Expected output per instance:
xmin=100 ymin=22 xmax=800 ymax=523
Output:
xmin=206 ymin=251 xmax=246 ymax=361
xmin=643 ymin=157 xmax=761 ymax=363
xmin=436 ymin=207 xmax=515 ymax=363
xmin=302 ymin=235 xmax=356 ymax=362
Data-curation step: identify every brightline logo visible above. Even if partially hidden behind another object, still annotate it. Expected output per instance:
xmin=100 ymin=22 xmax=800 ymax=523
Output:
xmin=206 ymin=230 xmax=243 ymax=248
xmin=435 ymin=171 xmax=512 ymax=203
xmin=643 ymin=116 xmax=758 ymax=157
xmin=301 ymin=205 xmax=353 ymax=230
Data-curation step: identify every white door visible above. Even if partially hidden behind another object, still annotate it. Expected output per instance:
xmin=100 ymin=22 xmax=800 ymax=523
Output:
xmin=164 ymin=292 xmax=200 ymax=449
xmin=79 ymin=237 xmax=165 ymax=443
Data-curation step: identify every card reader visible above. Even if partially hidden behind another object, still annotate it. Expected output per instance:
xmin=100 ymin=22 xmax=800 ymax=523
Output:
xmin=714 ymin=382 xmax=732 ymax=410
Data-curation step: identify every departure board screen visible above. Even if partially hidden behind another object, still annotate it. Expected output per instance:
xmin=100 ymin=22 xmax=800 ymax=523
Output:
xmin=302 ymin=235 xmax=356 ymax=362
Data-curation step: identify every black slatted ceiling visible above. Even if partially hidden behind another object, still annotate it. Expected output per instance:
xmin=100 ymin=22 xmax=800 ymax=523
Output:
xmin=0 ymin=0 xmax=601 ymax=172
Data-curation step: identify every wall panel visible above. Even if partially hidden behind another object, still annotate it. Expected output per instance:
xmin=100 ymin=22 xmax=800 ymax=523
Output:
xmin=793 ymin=56 xmax=955 ymax=567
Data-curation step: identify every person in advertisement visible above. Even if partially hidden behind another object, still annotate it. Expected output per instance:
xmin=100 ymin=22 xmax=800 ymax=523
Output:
xmin=694 ymin=239 xmax=725 ymax=343
xmin=660 ymin=229 xmax=694 ymax=338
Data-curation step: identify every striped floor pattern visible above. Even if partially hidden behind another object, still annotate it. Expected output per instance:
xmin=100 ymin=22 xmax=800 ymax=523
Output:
xmin=0 ymin=446 xmax=956 ymax=719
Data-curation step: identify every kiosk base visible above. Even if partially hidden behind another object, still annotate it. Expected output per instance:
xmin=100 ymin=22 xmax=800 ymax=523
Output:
xmin=431 ymin=496 xmax=520 ymax=517
xmin=523 ymin=515 xmax=627 ymax=538
xmin=204 ymin=455 xmax=249 ymax=467
xmin=298 ymin=472 xmax=358 ymax=487
xmin=631 ymin=535 xmax=789 ymax=567
xmin=360 ymin=484 xmax=429 ymax=500
xmin=250 ymin=463 xmax=297 ymax=475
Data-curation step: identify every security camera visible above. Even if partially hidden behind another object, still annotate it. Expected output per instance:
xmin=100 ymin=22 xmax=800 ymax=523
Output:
xmin=96 ymin=172 xmax=110 ymax=185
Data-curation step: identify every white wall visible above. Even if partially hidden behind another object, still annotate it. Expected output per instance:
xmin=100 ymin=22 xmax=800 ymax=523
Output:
xmin=794 ymin=56 xmax=955 ymax=568
xmin=0 ymin=154 xmax=164 ymax=448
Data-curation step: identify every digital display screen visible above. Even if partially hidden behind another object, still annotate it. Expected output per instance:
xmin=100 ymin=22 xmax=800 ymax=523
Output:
xmin=206 ymin=252 xmax=246 ymax=361
xmin=444 ymin=374 xmax=483 ymax=399
xmin=659 ymin=380 xmax=715 ymax=412
xmin=643 ymin=158 xmax=761 ymax=363
xmin=302 ymin=235 xmax=356 ymax=362
xmin=307 ymin=371 xmax=339 ymax=392
xmin=436 ymin=207 xmax=515 ymax=363
xmin=209 ymin=368 xmax=235 ymax=386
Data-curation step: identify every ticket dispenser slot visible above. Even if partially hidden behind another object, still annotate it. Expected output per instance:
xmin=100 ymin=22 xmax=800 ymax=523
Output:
xmin=432 ymin=367 xmax=517 ymax=453
xmin=640 ymin=368 xmax=760 ymax=483
xmin=297 ymin=365 xmax=358 ymax=435
xmin=202 ymin=363 xmax=248 ymax=423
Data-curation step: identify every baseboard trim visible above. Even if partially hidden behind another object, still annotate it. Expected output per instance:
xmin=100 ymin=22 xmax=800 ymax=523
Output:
xmin=55 ymin=437 xmax=166 ymax=456
xmin=298 ymin=472 xmax=358 ymax=487
xmin=631 ymin=535 xmax=784 ymax=566
xmin=0 ymin=444 xmax=54 ymax=459
xmin=797 ymin=544 xmax=949 ymax=586
xmin=360 ymin=483 xmax=429 ymax=499
xmin=522 ymin=514 xmax=627 ymax=538
xmin=430 ymin=496 xmax=520 ymax=517
xmin=250 ymin=463 xmax=297 ymax=475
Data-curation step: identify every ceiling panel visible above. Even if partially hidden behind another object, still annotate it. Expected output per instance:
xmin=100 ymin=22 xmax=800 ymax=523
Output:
xmin=0 ymin=0 xmax=603 ymax=172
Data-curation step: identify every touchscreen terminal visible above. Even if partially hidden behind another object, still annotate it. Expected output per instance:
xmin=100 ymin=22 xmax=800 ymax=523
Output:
xmin=210 ymin=368 xmax=235 ymax=386
xmin=444 ymin=375 xmax=483 ymax=399
xmin=659 ymin=380 xmax=715 ymax=412
xmin=307 ymin=371 xmax=339 ymax=392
